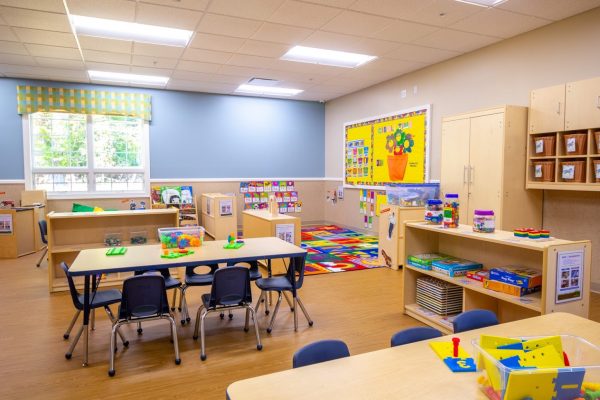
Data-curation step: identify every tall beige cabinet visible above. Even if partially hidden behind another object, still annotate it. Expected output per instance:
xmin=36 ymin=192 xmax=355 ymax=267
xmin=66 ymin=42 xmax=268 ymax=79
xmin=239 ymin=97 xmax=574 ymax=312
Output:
xmin=441 ymin=105 xmax=542 ymax=230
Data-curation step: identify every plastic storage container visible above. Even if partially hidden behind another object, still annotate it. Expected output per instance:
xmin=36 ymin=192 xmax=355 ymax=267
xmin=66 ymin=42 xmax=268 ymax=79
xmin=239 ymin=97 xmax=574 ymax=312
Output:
xmin=533 ymin=135 xmax=555 ymax=156
xmin=443 ymin=193 xmax=459 ymax=228
xmin=129 ymin=230 xmax=148 ymax=245
xmin=532 ymin=160 xmax=555 ymax=182
xmin=473 ymin=335 xmax=600 ymax=400
xmin=425 ymin=199 xmax=443 ymax=225
xmin=158 ymin=226 xmax=204 ymax=249
xmin=104 ymin=232 xmax=122 ymax=247
xmin=385 ymin=184 xmax=440 ymax=207
xmin=560 ymin=160 xmax=586 ymax=182
xmin=473 ymin=210 xmax=495 ymax=233
xmin=563 ymin=132 xmax=587 ymax=155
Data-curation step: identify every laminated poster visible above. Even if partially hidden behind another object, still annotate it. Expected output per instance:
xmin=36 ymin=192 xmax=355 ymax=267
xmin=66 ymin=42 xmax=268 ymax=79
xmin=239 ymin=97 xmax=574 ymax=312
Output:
xmin=240 ymin=182 xmax=249 ymax=193
xmin=272 ymin=181 xmax=280 ymax=192
xmin=276 ymin=223 xmax=295 ymax=244
xmin=0 ymin=214 xmax=13 ymax=234
xmin=556 ymin=250 xmax=584 ymax=304
xmin=219 ymin=199 xmax=233 ymax=216
xmin=263 ymin=182 xmax=272 ymax=192
xmin=256 ymin=182 xmax=264 ymax=192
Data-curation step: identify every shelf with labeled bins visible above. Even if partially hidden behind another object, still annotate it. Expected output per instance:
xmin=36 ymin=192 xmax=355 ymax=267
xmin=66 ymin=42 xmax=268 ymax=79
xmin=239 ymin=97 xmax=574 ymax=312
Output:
xmin=526 ymin=128 xmax=600 ymax=190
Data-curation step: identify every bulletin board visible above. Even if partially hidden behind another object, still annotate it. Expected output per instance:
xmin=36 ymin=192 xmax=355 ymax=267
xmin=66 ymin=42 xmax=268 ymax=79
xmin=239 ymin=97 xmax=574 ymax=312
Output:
xmin=344 ymin=105 xmax=431 ymax=189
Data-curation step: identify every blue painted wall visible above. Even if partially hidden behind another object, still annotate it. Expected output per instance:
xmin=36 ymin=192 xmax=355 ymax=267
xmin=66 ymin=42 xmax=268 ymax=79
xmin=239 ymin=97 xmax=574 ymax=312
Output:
xmin=0 ymin=78 xmax=325 ymax=180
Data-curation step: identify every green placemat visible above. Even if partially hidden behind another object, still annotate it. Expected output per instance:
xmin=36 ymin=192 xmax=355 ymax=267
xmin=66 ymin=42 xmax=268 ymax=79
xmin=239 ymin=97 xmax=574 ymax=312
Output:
xmin=106 ymin=247 xmax=127 ymax=256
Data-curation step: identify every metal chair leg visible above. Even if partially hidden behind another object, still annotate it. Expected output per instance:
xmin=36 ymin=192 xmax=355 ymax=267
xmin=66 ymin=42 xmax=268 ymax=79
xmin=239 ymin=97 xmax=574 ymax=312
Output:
xmin=283 ymin=291 xmax=294 ymax=311
xmin=293 ymin=294 xmax=298 ymax=332
xmin=178 ymin=287 xmax=183 ymax=311
xmin=267 ymin=292 xmax=283 ymax=334
xmin=108 ymin=322 xmax=121 ymax=376
xmin=65 ymin=324 xmax=84 ymax=359
xmin=171 ymin=288 xmax=177 ymax=311
xmin=91 ymin=309 xmax=96 ymax=331
xmin=168 ymin=316 xmax=181 ymax=364
xmin=254 ymin=291 xmax=264 ymax=315
xmin=137 ymin=322 xmax=143 ymax=335
xmin=193 ymin=305 xmax=204 ymax=340
xmin=36 ymin=247 xmax=47 ymax=267
xmin=244 ymin=308 xmax=250 ymax=331
xmin=249 ymin=306 xmax=262 ymax=351
xmin=296 ymin=296 xmax=313 ymax=326
xmin=104 ymin=306 xmax=128 ymax=346
xmin=179 ymin=287 xmax=189 ymax=325
xmin=200 ymin=310 xmax=208 ymax=361
xmin=64 ymin=310 xmax=81 ymax=339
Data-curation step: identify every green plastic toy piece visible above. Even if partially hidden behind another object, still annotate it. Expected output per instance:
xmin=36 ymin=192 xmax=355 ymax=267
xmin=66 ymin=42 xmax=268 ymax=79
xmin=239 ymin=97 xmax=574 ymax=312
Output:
xmin=106 ymin=247 xmax=127 ymax=256
xmin=160 ymin=250 xmax=195 ymax=259
xmin=223 ymin=242 xmax=244 ymax=249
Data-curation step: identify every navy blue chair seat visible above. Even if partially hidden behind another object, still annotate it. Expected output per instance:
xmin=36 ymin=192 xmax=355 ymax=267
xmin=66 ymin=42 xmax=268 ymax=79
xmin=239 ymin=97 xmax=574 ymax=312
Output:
xmin=255 ymin=276 xmax=292 ymax=291
xmin=293 ymin=339 xmax=350 ymax=368
xmin=109 ymin=274 xmax=180 ymax=376
xmin=390 ymin=326 xmax=443 ymax=347
xmin=453 ymin=309 xmax=499 ymax=333
xmin=179 ymin=264 xmax=219 ymax=325
xmin=75 ymin=289 xmax=122 ymax=310
xmin=192 ymin=266 xmax=262 ymax=361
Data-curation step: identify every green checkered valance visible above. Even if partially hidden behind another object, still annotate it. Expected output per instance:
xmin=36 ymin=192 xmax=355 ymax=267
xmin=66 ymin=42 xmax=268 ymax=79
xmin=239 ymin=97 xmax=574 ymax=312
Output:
xmin=17 ymin=85 xmax=152 ymax=120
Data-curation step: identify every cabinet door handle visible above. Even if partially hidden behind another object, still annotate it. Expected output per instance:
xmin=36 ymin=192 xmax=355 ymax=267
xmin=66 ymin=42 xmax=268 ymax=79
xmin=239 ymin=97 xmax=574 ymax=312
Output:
xmin=463 ymin=166 xmax=468 ymax=184
xmin=557 ymin=101 xmax=562 ymax=115
xmin=470 ymin=166 xmax=474 ymax=184
xmin=597 ymin=96 xmax=600 ymax=109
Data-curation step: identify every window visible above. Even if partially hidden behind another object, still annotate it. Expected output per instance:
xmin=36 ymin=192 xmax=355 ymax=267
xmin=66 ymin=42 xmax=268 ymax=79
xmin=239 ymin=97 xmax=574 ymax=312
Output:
xmin=23 ymin=112 xmax=149 ymax=198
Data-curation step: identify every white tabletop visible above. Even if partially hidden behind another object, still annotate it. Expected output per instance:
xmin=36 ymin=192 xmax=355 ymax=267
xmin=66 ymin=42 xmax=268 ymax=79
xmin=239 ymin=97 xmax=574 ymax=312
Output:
xmin=68 ymin=237 xmax=306 ymax=276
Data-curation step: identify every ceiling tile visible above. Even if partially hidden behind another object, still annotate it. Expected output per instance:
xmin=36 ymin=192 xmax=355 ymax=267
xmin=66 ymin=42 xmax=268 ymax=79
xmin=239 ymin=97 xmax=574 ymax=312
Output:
xmin=348 ymin=38 xmax=400 ymax=56
xmin=350 ymin=0 xmax=430 ymax=19
xmin=358 ymin=57 xmax=424 ymax=74
xmin=66 ymin=0 xmax=136 ymax=21
xmin=0 ymin=52 xmax=35 ymax=65
xmin=176 ymin=60 xmax=222 ymax=74
xmin=0 ymin=64 xmax=89 ymax=79
xmin=207 ymin=0 xmax=284 ymax=20
xmin=78 ymin=36 xmax=132 ymax=54
xmin=450 ymin=8 xmax=551 ymax=39
xmin=0 ymin=7 xmax=71 ymax=32
xmin=189 ymin=33 xmax=245 ymax=52
xmin=268 ymin=0 xmax=341 ymax=29
xmin=251 ymin=22 xmax=312 ymax=45
xmin=412 ymin=28 xmax=500 ymax=52
xmin=182 ymin=47 xmax=232 ymax=64
xmin=138 ymin=0 xmax=209 ymax=11
xmin=84 ymin=61 xmax=131 ymax=72
xmin=227 ymin=53 xmax=279 ymax=69
xmin=0 ymin=39 xmax=26 ymax=54
xmin=302 ymin=30 xmax=363 ymax=51
xmin=0 ymin=0 xmax=65 ymax=12
xmin=197 ymin=14 xmax=262 ymax=38
xmin=136 ymin=2 xmax=203 ymax=30
xmin=131 ymin=54 xmax=178 ymax=69
xmin=218 ymin=64 xmax=267 ymax=77
xmin=133 ymin=42 xmax=184 ymax=58
xmin=34 ymin=56 xmax=85 ymax=69
xmin=369 ymin=20 xmax=439 ymax=43
xmin=321 ymin=10 xmax=394 ymax=37
xmin=25 ymin=43 xmax=81 ymax=60
xmin=171 ymin=70 xmax=247 ymax=85
xmin=405 ymin=0 xmax=485 ymax=27
xmin=13 ymin=27 xmax=77 ymax=47
xmin=301 ymin=0 xmax=357 ymax=7
xmin=82 ymin=49 xmax=130 ymax=64
xmin=129 ymin=65 xmax=172 ymax=76
xmin=237 ymin=40 xmax=289 ymax=58
xmin=0 ymin=25 xmax=18 ymax=41
xmin=384 ymin=43 xmax=459 ymax=63
xmin=166 ymin=79 xmax=236 ymax=93
xmin=498 ymin=0 xmax=600 ymax=21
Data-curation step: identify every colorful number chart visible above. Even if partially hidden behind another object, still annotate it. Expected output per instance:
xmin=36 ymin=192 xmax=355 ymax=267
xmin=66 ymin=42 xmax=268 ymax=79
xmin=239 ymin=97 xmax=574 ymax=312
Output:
xmin=240 ymin=181 xmax=301 ymax=214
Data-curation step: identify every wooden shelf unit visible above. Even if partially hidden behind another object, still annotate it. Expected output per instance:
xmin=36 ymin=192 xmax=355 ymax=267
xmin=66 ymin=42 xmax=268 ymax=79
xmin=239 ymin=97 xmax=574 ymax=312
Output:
xmin=0 ymin=207 xmax=42 ymax=258
xmin=377 ymin=205 xmax=424 ymax=270
xmin=201 ymin=193 xmax=237 ymax=240
xmin=402 ymin=221 xmax=591 ymax=334
xmin=47 ymin=208 xmax=179 ymax=292
xmin=151 ymin=195 xmax=199 ymax=226
xmin=527 ymin=77 xmax=600 ymax=190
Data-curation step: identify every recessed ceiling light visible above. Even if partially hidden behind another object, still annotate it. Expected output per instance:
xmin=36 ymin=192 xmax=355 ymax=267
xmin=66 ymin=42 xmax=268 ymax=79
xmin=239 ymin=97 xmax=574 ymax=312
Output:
xmin=454 ymin=0 xmax=506 ymax=7
xmin=70 ymin=15 xmax=193 ymax=47
xmin=88 ymin=70 xmax=169 ymax=86
xmin=235 ymin=84 xmax=303 ymax=97
xmin=280 ymin=46 xmax=376 ymax=68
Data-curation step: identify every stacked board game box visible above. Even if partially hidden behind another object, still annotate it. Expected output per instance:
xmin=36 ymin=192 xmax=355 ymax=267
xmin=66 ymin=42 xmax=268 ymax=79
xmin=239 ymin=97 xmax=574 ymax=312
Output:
xmin=483 ymin=265 xmax=542 ymax=297
xmin=407 ymin=253 xmax=449 ymax=271
xmin=431 ymin=257 xmax=483 ymax=277
xmin=416 ymin=276 xmax=463 ymax=316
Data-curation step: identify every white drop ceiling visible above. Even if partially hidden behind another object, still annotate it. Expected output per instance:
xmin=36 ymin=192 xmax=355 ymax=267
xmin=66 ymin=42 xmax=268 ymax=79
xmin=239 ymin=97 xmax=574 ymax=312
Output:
xmin=0 ymin=0 xmax=598 ymax=101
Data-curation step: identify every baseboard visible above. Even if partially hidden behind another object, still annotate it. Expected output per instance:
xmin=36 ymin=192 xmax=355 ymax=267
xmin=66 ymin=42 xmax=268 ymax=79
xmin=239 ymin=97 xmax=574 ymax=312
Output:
xmin=590 ymin=282 xmax=600 ymax=294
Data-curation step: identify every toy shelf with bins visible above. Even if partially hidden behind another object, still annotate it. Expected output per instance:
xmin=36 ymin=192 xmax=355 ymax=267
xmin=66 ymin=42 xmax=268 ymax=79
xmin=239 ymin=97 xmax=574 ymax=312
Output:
xmin=47 ymin=208 xmax=179 ymax=293
xmin=402 ymin=221 xmax=591 ymax=334
xmin=201 ymin=193 xmax=237 ymax=240
xmin=151 ymin=196 xmax=198 ymax=226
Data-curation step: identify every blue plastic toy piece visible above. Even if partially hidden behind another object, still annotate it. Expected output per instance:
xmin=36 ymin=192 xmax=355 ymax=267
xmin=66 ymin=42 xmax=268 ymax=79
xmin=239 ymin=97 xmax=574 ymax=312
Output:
xmin=443 ymin=357 xmax=476 ymax=372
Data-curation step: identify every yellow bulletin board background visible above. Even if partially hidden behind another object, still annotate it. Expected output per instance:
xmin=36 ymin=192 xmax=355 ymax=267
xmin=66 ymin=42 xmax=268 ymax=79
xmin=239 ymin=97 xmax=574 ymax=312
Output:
xmin=344 ymin=105 xmax=431 ymax=189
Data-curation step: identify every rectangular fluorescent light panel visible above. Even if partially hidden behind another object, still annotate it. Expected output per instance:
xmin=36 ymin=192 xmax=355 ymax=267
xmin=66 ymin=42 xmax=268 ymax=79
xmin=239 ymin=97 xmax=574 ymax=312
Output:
xmin=281 ymin=46 xmax=376 ymax=68
xmin=235 ymin=84 xmax=302 ymax=97
xmin=88 ymin=70 xmax=169 ymax=86
xmin=70 ymin=15 xmax=193 ymax=47
xmin=454 ymin=0 xmax=506 ymax=7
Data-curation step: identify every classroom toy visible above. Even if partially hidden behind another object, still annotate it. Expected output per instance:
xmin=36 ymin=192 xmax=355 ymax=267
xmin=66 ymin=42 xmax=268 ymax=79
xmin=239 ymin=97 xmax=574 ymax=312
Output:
xmin=129 ymin=200 xmax=136 ymax=210
xmin=223 ymin=241 xmax=244 ymax=249
xmin=430 ymin=339 xmax=477 ymax=373
xmin=106 ymin=247 xmax=127 ymax=256
xmin=139 ymin=201 xmax=146 ymax=210
xmin=161 ymin=248 xmax=194 ymax=259
xmin=130 ymin=235 xmax=147 ymax=245
xmin=159 ymin=228 xmax=202 ymax=249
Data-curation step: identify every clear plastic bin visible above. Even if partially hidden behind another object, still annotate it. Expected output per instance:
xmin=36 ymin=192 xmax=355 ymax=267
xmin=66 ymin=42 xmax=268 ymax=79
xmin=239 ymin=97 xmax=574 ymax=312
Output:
xmin=104 ymin=232 xmax=122 ymax=247
xmin=129 ymin=230 xmax=148 ymax=245
xmin=158 ymin=226 xmax=204 ymax=249
xmin=473 ymin=335 xmax=600 ymax=400
xmin=385 ymin=183 xmax=440 ymax=207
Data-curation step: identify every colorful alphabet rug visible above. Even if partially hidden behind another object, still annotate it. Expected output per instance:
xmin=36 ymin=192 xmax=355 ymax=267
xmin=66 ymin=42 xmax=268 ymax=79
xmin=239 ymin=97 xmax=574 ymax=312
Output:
xmin=301 ymin=225 xmax=382 ymax=275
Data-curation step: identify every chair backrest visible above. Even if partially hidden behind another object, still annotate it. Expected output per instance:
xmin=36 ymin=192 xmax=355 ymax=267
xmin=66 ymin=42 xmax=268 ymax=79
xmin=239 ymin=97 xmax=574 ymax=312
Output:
xmin=38 ymin=219 xmax=47 ymax=245
xmin=207 ymin=266 xmax=251 ymax=309
xmin=134 ymin=268 xmax=171 ymax=279
xmin=60 ymin=262 xmax=82 ymax=309
xmin=453 ymin=309 xmax=499 ymax=333
xmin=228 ymin=260 xmax=259 ymax=271
xmin=121 ymin=274 xmax=167 ymax=319
xmin=285 ymin=257 xmax=307 ymax=290
xmin=293 ymin=339 xmax=350 ymax=368
xmin=390 ymin=326 xmax=443 ymax=347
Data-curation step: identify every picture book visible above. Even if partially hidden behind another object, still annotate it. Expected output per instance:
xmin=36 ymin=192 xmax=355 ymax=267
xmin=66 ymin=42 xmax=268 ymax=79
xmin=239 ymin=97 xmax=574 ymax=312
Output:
xmin=283 ymin=192 xmax=291 ymax=202
xmin=264 ymin=181 xmax=272 ymax=192
xmin=248 ymin=182 xmax=256 ymax=193
xmin=295 ymin=201 xmax=302 ymax=213
xmin=272 ymin=181 xmax=280 ymax=192
xmin=290 ymin=191 xmax=298 ymax=202
xmin=180 ymin=185 xmax=193 ymax=204
xmin=287 ymin=181 xmax=295 ymax=191
xmin=151 ymin=186 xmax=162 ymax=204
xmin=240 ymin=182 xmax=249 ymax=193
xmin=160 ymin=186 xmax=182 ymax=204
xmin=260 ymin=192 xmax=269 ymax=203
xmin=256 ymin=182 xmax=264 ymax=192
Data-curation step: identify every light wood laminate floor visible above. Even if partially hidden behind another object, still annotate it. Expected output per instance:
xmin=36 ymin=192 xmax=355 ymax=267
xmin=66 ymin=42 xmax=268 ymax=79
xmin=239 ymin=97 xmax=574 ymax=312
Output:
xmin=1 ymin=252 xmax=599 ymax=399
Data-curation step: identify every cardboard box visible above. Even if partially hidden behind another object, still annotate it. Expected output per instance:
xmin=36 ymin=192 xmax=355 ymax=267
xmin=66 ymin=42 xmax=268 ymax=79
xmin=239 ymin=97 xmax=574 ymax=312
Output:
xmin=466 ymin=270 xmax=490 ymax=282
xmin=407 ymin=253 xmax=449 ymax=270
xmin=483 ymin=278 xmax=541 ymax=297
xmin=489 ymin=266 xmax=542 ymax=289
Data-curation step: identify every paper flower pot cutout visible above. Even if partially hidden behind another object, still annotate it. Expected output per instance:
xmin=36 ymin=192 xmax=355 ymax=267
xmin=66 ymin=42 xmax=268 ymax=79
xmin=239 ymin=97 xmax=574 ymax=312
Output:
xmin=388 ymin=154 xmax=408 ymax=181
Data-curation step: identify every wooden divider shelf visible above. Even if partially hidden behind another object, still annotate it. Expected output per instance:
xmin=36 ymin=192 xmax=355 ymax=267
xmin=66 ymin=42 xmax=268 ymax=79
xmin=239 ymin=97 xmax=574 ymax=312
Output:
xmin=402 ymin=222 xmax=591 ymax=334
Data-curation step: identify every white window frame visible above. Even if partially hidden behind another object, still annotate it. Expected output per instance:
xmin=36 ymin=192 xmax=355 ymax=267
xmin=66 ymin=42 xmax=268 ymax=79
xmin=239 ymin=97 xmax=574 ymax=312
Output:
xmin=22 ymin=113 xmax=151 ymax=199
